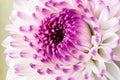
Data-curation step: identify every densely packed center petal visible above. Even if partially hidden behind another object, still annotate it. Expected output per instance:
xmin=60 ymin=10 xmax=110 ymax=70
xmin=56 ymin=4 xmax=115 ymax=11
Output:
xmin=31 ymin=8 xmax=92 ymax=64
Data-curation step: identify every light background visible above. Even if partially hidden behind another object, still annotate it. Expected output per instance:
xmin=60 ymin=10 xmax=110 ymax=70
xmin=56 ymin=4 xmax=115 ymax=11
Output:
xmin=0 ymin=0 xmax=14 ymax=80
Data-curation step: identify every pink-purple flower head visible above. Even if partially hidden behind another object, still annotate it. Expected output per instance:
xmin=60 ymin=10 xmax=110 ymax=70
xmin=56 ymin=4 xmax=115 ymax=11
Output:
xmin=2 ymin=0 xmax=120 ymax=80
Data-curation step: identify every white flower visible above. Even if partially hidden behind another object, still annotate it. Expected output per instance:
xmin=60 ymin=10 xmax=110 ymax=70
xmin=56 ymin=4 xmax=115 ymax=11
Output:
xmin=2 ymin=0 xmax=120 ymax=80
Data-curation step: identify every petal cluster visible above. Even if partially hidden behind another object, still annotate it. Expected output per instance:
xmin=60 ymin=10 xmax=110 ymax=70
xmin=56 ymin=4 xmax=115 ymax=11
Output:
xmin=2 ymin=0 xmax=120 ymax=80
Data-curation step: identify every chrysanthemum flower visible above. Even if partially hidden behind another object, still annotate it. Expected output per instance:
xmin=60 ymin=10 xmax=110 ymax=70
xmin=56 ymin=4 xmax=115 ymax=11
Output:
xmin=2 ymin=0 xmax=120 ymax=80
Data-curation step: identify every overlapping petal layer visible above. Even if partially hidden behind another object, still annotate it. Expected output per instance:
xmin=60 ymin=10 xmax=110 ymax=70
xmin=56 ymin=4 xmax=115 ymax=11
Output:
xmin=2 ymin=0 xmax=120 ymax=80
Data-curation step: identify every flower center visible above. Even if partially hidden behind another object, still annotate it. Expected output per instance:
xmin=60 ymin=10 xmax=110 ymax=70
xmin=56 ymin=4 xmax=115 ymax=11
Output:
xmin=34 ymin=8 xmax=91 ymax=63
xmin=38 ymin=12 xmax=67 ymax=48
xmin=50 ymin=26 xmax=65 ymax=45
